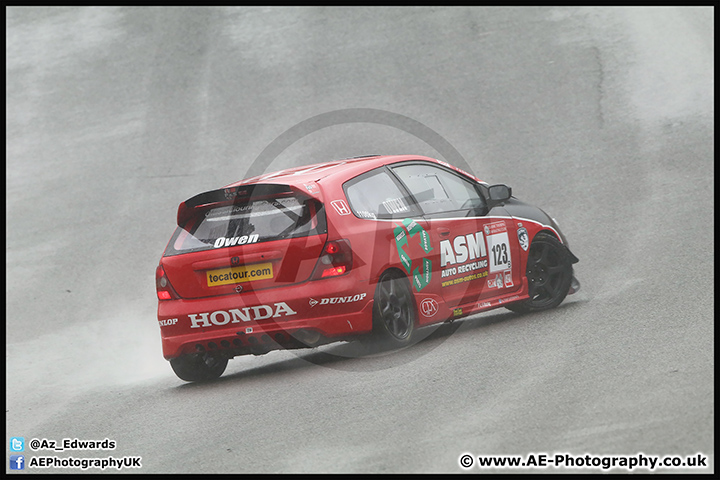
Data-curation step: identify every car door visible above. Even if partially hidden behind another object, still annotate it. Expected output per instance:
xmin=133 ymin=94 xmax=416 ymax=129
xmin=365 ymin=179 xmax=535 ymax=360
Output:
xmin=390 ymin=162 xmax=521 ymax=308
xmin=341 ymin=166 xmax=428 ymax=289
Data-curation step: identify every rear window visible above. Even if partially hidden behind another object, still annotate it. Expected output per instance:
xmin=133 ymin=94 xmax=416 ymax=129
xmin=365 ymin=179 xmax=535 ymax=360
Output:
xmin=164 ymin=196 xmax=326 ymax=256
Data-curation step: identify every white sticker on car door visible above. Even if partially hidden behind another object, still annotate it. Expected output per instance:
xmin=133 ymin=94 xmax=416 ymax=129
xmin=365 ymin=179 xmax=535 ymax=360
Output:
xmin=484 ymin=221 xmax=511 ymax=273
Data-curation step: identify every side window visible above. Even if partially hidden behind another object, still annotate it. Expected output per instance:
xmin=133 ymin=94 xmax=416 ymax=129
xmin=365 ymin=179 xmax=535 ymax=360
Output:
xmin=392 ymin=163 xmax=485 ymax=215
xmin=344 ymin=169 xmax=418 ymax=219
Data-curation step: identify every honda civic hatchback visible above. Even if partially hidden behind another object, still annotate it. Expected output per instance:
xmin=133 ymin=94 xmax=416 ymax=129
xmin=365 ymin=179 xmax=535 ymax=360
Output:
xmin=156 ymin=154 xmax=580 ymax=381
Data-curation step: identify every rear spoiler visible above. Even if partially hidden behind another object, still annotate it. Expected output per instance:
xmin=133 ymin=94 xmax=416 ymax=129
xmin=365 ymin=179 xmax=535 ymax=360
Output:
xmin=176 ymin=183 xmax=315 ymax=227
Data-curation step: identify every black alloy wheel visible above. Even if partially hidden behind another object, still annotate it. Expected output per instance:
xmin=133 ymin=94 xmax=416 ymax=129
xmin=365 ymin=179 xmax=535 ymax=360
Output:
xmin=372 ymin=270 xmax=416 ymax=347
xmin=506 ymin=233 xmax=573 ymax=314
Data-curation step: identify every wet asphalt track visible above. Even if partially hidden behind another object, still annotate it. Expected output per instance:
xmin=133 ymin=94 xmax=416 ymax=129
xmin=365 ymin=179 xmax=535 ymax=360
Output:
xmin=6 ymin=7 xmax=713 ymax=473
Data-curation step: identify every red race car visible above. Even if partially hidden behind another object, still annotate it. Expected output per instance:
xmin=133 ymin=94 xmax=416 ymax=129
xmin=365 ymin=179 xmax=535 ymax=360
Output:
xmin=156 ymin=155 xmax=580 ymax=381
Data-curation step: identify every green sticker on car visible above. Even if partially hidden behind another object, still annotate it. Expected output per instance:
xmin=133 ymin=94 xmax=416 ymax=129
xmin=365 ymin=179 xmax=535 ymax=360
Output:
xmin=394 ymin=219 xmax=433 ymax=291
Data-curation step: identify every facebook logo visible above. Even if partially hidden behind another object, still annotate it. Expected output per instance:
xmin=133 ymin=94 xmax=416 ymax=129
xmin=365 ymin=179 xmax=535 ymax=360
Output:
xmin=10 ymin=437 xmax=24 ymax=452
xmin=10 ymin=455 xmax=24 ymax=470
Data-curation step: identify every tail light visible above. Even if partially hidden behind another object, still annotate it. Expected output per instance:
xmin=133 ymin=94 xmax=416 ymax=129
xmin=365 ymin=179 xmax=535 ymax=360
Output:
xmin=311 ymin=239 xmax=353 ymax=280
xmin=156 ymin=264 xmax=180 ymax=300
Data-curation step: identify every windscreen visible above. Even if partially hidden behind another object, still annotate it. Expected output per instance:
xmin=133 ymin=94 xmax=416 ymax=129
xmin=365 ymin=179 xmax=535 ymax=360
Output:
xmin=164 ymin=195 xmax=326 ymax=256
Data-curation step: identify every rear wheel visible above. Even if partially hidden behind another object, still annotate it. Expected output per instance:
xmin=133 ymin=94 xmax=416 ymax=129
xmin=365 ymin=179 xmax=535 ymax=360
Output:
xmin=370 ymin=270 xmax=417 ymax=348
xmin=506 ymin=233 xmax=573 ymax=314
xmin=170 ymin=353 xmax=228 ymax=382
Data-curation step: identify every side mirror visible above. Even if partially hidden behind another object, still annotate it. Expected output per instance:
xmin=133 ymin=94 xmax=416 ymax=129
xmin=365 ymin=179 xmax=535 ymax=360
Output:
xmin=488 ymin=184 xmax=512 ymax=203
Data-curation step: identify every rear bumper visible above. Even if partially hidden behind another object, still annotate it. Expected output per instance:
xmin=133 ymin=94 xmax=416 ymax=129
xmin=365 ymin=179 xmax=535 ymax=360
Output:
xmin=157 ymin=275 xmax=374 ymax=359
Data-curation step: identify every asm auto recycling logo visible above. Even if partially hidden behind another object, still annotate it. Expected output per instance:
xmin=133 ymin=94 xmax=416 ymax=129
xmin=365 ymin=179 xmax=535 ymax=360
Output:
xmin=242 ymin=108 xmax=475 ymax=370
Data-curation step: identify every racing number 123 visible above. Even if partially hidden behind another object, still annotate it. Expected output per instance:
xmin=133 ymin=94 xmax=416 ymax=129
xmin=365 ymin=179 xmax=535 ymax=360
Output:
xmin=485 ymin=223 xmax=511 ymax=273
xmin=491 ymin=243 xmax=508 ymax=266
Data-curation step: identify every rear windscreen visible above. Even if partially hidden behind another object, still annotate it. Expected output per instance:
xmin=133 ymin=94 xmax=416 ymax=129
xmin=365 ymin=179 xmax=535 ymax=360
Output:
xmin=164 ymin=196 xmax=326 ymax=256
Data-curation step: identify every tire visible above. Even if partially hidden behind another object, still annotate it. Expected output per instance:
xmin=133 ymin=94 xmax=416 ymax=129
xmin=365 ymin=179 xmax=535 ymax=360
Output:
xmin=369 ymin=270 xmax=417 ymax=348
xmin=505 ymin=233 xmax=573 ymax=314
xmin=169 ymin=353 xmax=228 ymax=382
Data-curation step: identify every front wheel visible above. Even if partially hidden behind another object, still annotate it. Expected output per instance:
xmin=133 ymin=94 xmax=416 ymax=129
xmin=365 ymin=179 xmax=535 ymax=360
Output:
xmin=506 ymin=233 xmax=573 ymax=314
xmin=170 ymin=353 xmax=228 ymax=382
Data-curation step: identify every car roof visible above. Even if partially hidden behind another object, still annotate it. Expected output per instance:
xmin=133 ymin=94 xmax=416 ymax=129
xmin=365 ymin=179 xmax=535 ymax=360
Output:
xmin=177 ymin=155 xmax=486 ymax=226
xmin=224 ymin=154 xmax=482 ymax=189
